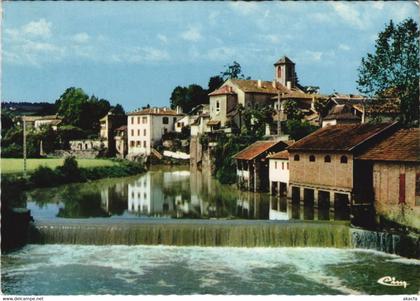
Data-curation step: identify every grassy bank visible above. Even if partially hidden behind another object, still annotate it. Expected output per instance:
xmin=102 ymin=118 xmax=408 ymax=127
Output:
xmin=1 ymin=158 xmax=117 ymax=174
xmin=1 ymin=157 xmax=145 ymax=209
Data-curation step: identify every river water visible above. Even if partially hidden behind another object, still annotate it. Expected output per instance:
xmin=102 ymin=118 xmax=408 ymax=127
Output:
xmin=24 ymin=165 xmax=348 ymax=221
xmin=2 ymin=245 xmax=419 ymax=295
xmin=3 ymin=166 xmax=419 ymax=295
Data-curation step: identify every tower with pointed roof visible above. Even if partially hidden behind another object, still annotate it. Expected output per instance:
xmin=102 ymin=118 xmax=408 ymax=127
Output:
xmin=274 ymin=56 xmax=296 ymax=88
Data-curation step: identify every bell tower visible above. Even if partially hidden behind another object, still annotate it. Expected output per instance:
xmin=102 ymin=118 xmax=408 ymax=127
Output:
xmin=274 ymin=56 xmax=296 ymax=89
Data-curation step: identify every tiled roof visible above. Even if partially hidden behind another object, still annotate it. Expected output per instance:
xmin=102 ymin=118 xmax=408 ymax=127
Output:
xmin=22 ymin=115 xmax=62 ymax=122
xmin=268 ymin=150 xmax=289 ymax=160
xmin=233 ymin=140 xmax=287 ymax=160
xmin=274 ymin=56 xmax=294 ymax=65
xmin=128 ymin=107 xmax=183 ymax=116
xmin=356 ymin=128 xmax=419 ymax=162
xmin=208 ymin=85 xmax=236 ymax=96
xmin=230 ymin=79 xmax=290 ymax=94
xmin=287 ymin=122 xmax=398 ymax=152
xmin=323 ymin=104 xmax=361 ymax=121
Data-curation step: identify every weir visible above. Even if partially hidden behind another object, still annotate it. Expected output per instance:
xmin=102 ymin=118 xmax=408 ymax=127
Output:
xmin=29 ymin=219 xmax=351 ymax=248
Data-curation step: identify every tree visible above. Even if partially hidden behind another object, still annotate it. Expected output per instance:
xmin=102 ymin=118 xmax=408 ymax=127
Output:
xmin=357 ymin=18 xmax=419 ymax=126
xmin=169 ymin=84 xmax=208 ymax=113
xmin=110 ymin=104 xmax=125 ymax=115
xmin=56 ymin=87 xmax=90 ymax=128
xmin=283 ymin=100 xmax=304 ymax=121
xmin=313 ymin=97 xmax=330 ymax=125
xmin=221 ymin=61 xmax=250 ymax=80
xmin=208 ymin=75 xmax=224 ymax=93
xmin=285 ymin=120 xmax=318 ymax=141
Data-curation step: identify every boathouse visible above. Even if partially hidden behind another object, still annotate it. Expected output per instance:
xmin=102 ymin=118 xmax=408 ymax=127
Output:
xmin=268 ymin=150 xmax=290 ymax=197
xmin=356 ymin=128 xmax=420 ymax=229
xmin=234 ymin=140 xmax=290 ymax=192
xmin=287 ymin=122 xmax=399 ymax=212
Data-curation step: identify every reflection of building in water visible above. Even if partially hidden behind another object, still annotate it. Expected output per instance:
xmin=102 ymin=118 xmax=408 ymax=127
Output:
xmin=236 ymin=191 xmax=269 ymax=219
xmin=101 ymin=182 xmax=128 ymax=215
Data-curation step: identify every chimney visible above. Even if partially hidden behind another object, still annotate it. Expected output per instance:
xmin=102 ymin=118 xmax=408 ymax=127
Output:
xmin=257 ymin=80 xmax=262 ymax=88
xmin=272 ymin=81 xmax=276 ymax=88
xmin=287 ymin=81 xmax=292 ymax=90
xmin=163 ymin=107 xmax=167 ymax=111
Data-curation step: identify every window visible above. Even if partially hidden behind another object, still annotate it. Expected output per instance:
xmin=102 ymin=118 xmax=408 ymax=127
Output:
xmin=282 ymin=162 xmax=284 ymax=170
xmin=137 ymin=129 xmax=140 ymax=136
xmin=274 ymin=161 xmax=277 ymax=169
xmin=216 ymin=101 xmax=220 ymax=112
xmin=163 ymin=117 xmax=169 ymax=124
xmin=131 ymin=117 xmax=134 ymax=124
xmin=131 ymin=129 xmax=134 ymax=136
xmin=143 ymin=141 xmax=147 ymax=148
xmin=136 ymin=141 xmax=141 ymax=147
xmin=294 ymin=154 xmax=300 ymax=161
xmin=173 ymin=117 xmax=177 ymax=123
xmin=324 ymin=155 xmax=331 ymax=163
xmin=287 ymin=162 xmax=289 ymax=170
xmin=340 ymin=155 xmax=348 ymax=164
xmin=130 ymin=141 xmax=135 ymax=147
xmin=142 ymin=117 xmax=147 ymax=124
xmin=144 ymin=193 xmax=147 ymax=199
xmin=309 ymin=155 xmax=316 ymax=162
xmin=137 ymin=116 xmax=140 ymax=124
xmin=177 ymin=122 xmax=181 ymax=127
xmin=399 ymin=174 xmax=406 ymax=204
xmin=143 ymin=129 xmax=146 ymax=136
xmin=137 ymin=192 xmax=141 ymax=199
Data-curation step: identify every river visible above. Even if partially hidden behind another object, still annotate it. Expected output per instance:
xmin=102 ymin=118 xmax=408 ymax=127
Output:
xmin=2 ymin=166 xmax=419 ymax=295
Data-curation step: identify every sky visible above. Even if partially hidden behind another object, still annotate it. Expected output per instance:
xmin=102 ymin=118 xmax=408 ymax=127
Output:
xmin=1 ymin=1 xmax=419 ymax=111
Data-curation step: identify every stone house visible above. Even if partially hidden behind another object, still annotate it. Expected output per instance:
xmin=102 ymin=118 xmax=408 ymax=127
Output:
xmin=127 ymin=107 xmax=184 ymax=157
xmin=208 ymin=56 xmax=317 ymax=131
xmin=268 ymin=149 xmax=290 ymax=197
xmin=114 ymin=125 xmax=128 ymax=158
xmin=287 ymin=122 xmax=399 ymax=212
xmin=99 ymin=112 xmax=126 ymax=156
xmin=233 ymin=140 xmax=290 ymax=192
xmin=356 ymin=128 xmax=420 ymax=229
xmin=321 ymin=103 xmax=362 ymax=127
xmin=21 ymin=114 xmax=63 ymax=131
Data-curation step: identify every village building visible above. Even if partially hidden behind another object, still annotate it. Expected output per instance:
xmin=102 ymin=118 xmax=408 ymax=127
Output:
xmin=174 ymin=104 xmax=208 ymax=134
xmin=267 ymin=150 xmax=290 ymax=197
xmin=208 ymin=56 xmax=320 ymax=132
xmin=114 ymin=125 xmax=128 ymax=158
xmin=287 ymin=122 xmax=399 ymax=212
xmin=99 ymin=112 xmax=126 ymax=156
xmin=233 ymin=140 xmax=291 ymax=192
xmin=21 ymin=114 xmax=63 ymax=131
xmin=321 ymin=103 xmax=362 ymax=127
xmin=127 ymin=107 xmax=184 ymax=157
xmin=355 ymin=128 xmax=420 ymax=229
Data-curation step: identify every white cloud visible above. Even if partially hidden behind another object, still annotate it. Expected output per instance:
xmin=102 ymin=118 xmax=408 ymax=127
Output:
xmin=338 ymin=43 xmax=351 ymax=51
xmin=72 ymin=32 xmax=90 ymax=43
xmin=372 ymin=2 xmax=384 ymax=10
xmin=22 ymin=18 xmax=52 ymax=38
xmin=330 ymin=2 xmax=364 ymax=29
xmin=181 ymin=27 xmax=202 ymax=42
xmin=229 ymin=2 xmax=259 ymax=16
xmin=206 ymin=46 xmax=236 ymax=61
xmin=157 ymin=34 xmax=168 ymax=44
xmin=112 ymin=47 xmax=170 ymax=63
xmin=261 ymin=34 xmax=281 ymax=44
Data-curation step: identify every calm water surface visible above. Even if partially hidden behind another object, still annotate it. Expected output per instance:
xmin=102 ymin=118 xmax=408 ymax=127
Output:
xmin=25 ymin=166 xmax=349 ymax=221
xmin=2 ymin=245 xmax=419 ymax=295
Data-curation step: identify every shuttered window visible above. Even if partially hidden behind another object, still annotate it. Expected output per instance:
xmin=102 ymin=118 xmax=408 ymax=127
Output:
xmin=399 ymin=174 xmax=406 ymax=204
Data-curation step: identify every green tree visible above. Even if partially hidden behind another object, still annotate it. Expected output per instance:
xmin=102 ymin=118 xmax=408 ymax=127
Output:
xmin=221 ymin=61 xmax=250 ymax=80
xmin=208 ymin=75 xmax=224 ymax=93
xmin=283 ymin=100 xmax=304 ymax=121
xmin=285 ymin=120 xmax=318 ymax=141
xmin=357 ymin=18 xmax=419 ymax=126
xmin=110 ymin=104 xmax=125 ymax=115
xmin=313 ymin=97 xmax=330 ymax=124
xmin=170 ymin=84 xmax=208 ymax=113
xmin=56 ymin=87 xmax=90 ymax=128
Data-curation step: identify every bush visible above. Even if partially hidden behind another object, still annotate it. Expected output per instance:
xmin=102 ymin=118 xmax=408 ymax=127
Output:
xmin=1 ymin=143 xmax=23 ymax=158
xmin=30 ymin=166 xmax=61 ymax=187
xmin=57 ymin=156 xmax=84 ymax=183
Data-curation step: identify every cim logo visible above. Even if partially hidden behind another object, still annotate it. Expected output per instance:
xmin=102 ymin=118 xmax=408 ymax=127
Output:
xmin=377 ymin=276 xmax=408 ymax=288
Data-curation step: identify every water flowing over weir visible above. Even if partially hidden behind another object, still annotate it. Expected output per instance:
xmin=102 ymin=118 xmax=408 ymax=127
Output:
xmin=29 ymin=219 xmax=351 ymax=248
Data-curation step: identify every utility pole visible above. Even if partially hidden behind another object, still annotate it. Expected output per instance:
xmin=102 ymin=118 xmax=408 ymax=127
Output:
xmin=23 ymin=117 xmax=27 ymax=176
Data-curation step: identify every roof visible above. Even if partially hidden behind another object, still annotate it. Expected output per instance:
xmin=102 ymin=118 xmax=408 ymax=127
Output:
xmin=288 ymin=122 xmax=398 ymax=152
xmin=268 ymin=150 xmax=289 ymax=160
xmin=230 ymin=79 xmax=290 ymax=94
xmin=115 ymin=125 xmax=127 ymax=131
xmin=356 ymin=128 xmax=419 ymax=163
xmin=22 ymin=115 xmax=62 ymax=122
xmin=274 ymin=56 xmax=295 ymax=65
xmin=208 ymin=85 xmax=236 ymax=96
xmin=128 ymin=107 xmax=183 ymax=116
xmin=207 ymin=120 xmax=221 ymax=126
xmin=233 ymin=140 xmax=287 ymax=160
xmin=323 ymin=104 xmax=361 ymax=121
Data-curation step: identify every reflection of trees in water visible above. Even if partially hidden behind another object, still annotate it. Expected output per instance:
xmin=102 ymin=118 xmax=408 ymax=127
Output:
xmin=57 ymin=187 xmax=110 ymax=218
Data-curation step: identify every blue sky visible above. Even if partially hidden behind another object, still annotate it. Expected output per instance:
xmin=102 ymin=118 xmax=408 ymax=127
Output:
xmin=2 ymin=1 xmax=418 ymax=111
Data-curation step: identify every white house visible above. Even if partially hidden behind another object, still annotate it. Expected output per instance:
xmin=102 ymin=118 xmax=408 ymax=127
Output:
xmin=127 ymin=107 xmax=183 ymax=156
xmin=268 ymin=150 xmax=290 ymax=197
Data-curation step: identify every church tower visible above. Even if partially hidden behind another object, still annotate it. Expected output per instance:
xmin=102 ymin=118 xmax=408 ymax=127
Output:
xmin=274 ymin=56 xmax=296 ymax=89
